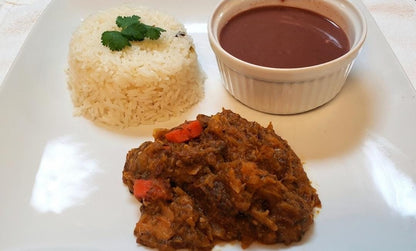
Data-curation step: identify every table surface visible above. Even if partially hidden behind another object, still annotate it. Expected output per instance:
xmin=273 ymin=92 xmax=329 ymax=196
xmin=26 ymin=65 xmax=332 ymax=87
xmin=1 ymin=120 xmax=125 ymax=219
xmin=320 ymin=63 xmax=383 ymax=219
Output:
xmin=1 ymin=0 xmax=416 ymax=90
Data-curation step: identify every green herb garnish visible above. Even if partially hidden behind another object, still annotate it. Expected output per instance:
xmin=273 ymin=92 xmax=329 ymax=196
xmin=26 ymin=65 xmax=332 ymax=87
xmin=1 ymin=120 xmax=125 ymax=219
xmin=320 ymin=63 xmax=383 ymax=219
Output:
xmin=101 ymin=15 xmax=166 ymax=51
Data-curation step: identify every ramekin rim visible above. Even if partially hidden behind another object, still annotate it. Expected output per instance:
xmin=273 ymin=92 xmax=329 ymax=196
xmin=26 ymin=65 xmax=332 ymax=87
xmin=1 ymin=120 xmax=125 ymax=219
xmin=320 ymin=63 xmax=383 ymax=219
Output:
xmin=207 ymin=0 xmax=368 ymax=75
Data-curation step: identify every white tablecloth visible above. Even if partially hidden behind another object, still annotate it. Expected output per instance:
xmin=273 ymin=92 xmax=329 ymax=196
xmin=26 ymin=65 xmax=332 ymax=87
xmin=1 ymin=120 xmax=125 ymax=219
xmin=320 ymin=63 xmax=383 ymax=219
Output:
xmin=1 ymin=0 xmax=415 ymax=89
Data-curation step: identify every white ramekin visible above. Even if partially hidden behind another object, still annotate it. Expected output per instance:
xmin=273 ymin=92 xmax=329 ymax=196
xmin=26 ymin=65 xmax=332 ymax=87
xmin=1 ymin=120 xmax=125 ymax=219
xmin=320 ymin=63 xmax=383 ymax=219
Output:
xmin=208 ymin=0 xmax=367 ymax=114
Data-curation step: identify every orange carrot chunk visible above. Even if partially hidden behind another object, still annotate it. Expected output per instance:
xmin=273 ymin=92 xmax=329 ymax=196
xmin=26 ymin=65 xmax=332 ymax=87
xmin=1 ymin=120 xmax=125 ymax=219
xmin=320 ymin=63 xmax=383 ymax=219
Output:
xmin=165 ymin=120 xmax=203 ymax=143
xmin=185 ymin=120 xmax=203 ymax=138
xmin=165 ymin=129 xmax=190 ymax=143
xmin=133 ymin=179 xmax=171 ymax=201
xmin=133 ymin=179 xmax=153 ymax=200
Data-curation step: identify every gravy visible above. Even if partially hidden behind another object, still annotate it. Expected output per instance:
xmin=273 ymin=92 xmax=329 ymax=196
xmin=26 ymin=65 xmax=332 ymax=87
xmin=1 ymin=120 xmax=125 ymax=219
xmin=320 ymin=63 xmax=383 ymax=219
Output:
xmin=220 ymin=6 xmax=350 ymax=68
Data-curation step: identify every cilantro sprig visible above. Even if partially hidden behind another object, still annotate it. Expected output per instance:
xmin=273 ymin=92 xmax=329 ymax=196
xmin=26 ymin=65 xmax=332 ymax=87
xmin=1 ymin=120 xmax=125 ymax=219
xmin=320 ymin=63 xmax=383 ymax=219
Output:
xmin=101 ymin=15 xmax=166 ymax=51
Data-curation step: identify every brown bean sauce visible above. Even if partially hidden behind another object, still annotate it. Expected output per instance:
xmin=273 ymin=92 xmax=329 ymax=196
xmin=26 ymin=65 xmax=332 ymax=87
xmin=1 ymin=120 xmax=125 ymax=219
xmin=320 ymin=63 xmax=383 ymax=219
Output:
xmin=219 ymin=6 xmax=350 ymax=68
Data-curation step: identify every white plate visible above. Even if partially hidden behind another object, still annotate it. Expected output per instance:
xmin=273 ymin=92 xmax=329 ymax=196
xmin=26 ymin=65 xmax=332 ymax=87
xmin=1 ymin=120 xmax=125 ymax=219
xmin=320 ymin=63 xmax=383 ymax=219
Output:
xmin=1 ymin=0 xmax=416 ymax=250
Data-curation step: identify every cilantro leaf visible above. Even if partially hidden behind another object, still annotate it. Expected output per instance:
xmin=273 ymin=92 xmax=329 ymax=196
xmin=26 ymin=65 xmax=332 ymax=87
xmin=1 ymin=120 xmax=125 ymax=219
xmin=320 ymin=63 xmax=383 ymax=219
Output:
xmin=116 ymin=15 xmax=141 ymax=29
xmin=101 ymin=31 xmax=131 ymax=51
xmin=121 ymin=23 xmax=147 ymax=41
xmin=101 ymin=15 xmax=166 ymax=51
xmin=144 ymin=25 xmax=166 ymax=40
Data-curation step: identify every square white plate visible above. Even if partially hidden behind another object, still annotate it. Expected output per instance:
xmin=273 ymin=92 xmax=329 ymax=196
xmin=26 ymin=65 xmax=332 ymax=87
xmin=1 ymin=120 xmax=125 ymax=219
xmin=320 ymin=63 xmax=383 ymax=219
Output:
xmin=1 ymin=0 xmax=415 ymax=250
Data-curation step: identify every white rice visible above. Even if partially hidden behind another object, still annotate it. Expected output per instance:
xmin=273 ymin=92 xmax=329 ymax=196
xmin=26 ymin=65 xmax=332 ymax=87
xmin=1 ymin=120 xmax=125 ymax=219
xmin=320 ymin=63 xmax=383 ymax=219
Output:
xmin=67 ymin=6 xmax=205 ymax=127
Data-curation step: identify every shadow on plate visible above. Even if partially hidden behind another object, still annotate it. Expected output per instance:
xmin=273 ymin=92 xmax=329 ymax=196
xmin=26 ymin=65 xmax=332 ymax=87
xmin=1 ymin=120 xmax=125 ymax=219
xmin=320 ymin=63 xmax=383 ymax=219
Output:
xmin=273 ymin=72 xmax=375 ymax=161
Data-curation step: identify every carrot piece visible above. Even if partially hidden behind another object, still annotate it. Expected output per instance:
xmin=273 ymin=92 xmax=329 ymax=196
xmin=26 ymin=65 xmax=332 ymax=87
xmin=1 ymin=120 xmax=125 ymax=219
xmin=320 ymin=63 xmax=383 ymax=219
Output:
xmin=184 ymin=120 xmax=203 ymax=138
xmin=165 ymin=120 xmax=203 ymax=143
xmin=133 ymin=179 xmax=153 ymax=200
xmin=133 ymin=179 xmax=171 ymax=201
xmin=165 ymin=129 xmax=190 ymax=143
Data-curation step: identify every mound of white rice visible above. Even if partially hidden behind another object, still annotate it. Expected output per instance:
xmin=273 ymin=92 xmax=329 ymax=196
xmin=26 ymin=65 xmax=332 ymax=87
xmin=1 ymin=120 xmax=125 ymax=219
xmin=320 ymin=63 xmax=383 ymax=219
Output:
xmin=67 ymin=6 xmax=205 ymax=127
